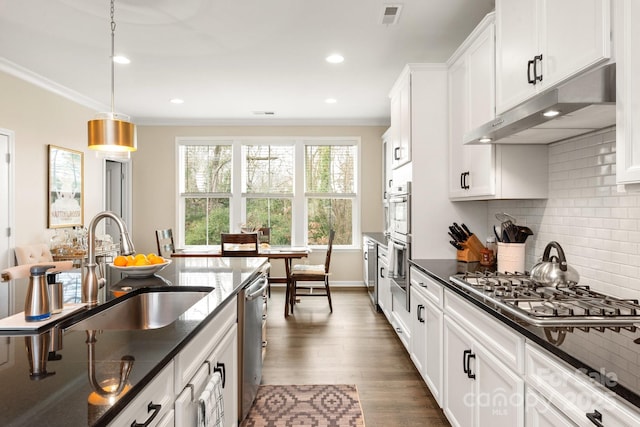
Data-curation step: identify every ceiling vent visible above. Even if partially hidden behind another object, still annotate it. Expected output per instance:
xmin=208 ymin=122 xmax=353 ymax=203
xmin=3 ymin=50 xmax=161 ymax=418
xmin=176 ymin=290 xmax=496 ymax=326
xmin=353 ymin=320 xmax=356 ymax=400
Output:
xmin=380 ymin=4 xmax=402 ymax=25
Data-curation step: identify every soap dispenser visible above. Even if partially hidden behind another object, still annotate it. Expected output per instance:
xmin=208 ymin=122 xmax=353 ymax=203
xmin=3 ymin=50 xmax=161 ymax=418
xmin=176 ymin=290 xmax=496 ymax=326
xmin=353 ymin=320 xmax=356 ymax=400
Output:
xmin=25 ymin=265 xmax=55 ymax=322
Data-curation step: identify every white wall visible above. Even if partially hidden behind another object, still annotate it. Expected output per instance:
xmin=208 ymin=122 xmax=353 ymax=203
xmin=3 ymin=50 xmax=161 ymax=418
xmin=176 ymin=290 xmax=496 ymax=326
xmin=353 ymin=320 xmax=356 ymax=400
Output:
xmin=487 ymin=127 xmax=640 ymax=299
xmin=0 ymin=71 xmax=104 ymax=249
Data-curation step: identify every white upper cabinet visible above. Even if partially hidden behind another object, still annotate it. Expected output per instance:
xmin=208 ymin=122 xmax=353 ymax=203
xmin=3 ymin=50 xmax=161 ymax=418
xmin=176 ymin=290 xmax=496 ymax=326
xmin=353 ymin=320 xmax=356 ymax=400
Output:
xmin=448 ymin=13 xmax=548 ymax=200
xmin=448 ymin=14 xmax=496 ymax=199
xmin=389 ymin=69 xmax=412 ymax=169
xmin=616 ymin=0 xmax=640 ymax=185
xmin=496 ymin=0 xmax=611 ymax=114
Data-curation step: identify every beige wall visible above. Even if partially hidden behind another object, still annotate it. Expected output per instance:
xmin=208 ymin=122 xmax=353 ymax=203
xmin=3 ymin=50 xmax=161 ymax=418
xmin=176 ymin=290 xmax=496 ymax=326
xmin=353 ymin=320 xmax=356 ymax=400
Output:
xmin=134 ymin=125 xmax=386 ymax=283
xmin=0 ymin=72 xmax=103 ymax=248
xmin=1 ymin=70 xmax=386 ymax=283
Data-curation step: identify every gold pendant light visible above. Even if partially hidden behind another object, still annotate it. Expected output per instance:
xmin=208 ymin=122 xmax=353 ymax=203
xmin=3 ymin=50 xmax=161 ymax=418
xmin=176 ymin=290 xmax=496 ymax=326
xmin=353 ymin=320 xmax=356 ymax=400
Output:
xmin=88 ymin=0 xmax=136 ymax=152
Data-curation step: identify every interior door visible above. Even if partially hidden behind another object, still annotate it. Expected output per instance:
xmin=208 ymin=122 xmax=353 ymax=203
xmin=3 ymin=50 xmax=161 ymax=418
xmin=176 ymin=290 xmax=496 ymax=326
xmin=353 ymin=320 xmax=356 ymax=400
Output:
xmin=0 ymin=130 xmax=11 ymax=271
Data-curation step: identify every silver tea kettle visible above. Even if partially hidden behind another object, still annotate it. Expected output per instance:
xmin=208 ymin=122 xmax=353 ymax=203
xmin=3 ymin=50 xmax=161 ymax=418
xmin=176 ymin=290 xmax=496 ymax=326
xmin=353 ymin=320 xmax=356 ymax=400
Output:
xmin=530 ymin=241 xmax=580 ymax=287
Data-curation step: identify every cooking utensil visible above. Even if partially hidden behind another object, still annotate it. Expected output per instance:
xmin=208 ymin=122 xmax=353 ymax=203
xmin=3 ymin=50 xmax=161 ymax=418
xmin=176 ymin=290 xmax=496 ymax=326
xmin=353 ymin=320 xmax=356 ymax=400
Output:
xmin=461 ymin=223 xmax=473 ymax=237
xmin=515 ymin=225 xmax=534 ymax=243
xmin=493 ymin=225 xmax=502 ymax=242
xmin=495 ymin=212 xmax=516 ymax=224
xmin=530 ymin=241 xmax=580 ymax=287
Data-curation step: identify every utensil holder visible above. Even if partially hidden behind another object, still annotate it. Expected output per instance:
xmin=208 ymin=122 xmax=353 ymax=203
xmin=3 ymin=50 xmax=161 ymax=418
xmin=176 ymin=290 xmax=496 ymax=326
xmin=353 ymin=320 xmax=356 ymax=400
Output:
xmin=497 ymin=242 xmax=526 ymax=273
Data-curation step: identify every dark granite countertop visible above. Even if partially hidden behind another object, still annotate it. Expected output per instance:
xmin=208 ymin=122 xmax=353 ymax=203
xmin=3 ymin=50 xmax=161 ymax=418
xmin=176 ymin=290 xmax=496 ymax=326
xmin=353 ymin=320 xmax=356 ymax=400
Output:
xmin=0 ymin=256 xmax=268 ymax=427
xmin=410 ymin=259 xmax=640 ymax=410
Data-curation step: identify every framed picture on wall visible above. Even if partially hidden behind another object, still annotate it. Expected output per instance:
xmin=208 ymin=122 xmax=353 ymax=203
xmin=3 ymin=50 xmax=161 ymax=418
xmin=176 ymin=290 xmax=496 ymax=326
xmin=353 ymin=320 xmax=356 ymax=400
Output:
xmin=48 ymin=144 xmax=84 ymax=228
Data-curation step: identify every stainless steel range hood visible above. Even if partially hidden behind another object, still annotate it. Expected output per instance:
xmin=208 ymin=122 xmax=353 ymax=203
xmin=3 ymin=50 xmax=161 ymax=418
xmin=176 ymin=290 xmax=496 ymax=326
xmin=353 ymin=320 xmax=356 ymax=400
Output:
xmin=464 ymin=63 xmax=616 ymax=145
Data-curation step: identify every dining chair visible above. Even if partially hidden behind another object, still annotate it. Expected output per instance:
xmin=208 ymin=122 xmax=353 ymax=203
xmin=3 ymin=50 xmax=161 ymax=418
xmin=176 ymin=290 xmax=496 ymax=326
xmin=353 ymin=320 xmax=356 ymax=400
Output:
xmin=155 ymin=229 xmax=175 ymax=258
xmin=258 ymin=227 xmax=271 ymax=245
xmin=220 ymin=232 xmax=259 ymax=256
xmin=290 ymin=229 xmax=335 ymax=313
xmin=2 ymin=244 xmax=73 ymax=281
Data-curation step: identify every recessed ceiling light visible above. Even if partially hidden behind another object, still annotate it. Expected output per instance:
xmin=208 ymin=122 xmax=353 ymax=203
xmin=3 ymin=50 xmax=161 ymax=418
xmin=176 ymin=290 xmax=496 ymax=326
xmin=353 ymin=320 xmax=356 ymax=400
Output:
xmin=326 ymin=54 xmax=344 ymax=64
xmin=325 ymin=98 xmax=337 ymax=104
xmin=479 ymin=137 xmax=492 ymax=143
xmin=543 ymin=110 xmax=560 ymax=117
xmin=170 ymin=98 xmax=184 ymax=104
xmin=113 ymin=55 xmax=130 ymax=64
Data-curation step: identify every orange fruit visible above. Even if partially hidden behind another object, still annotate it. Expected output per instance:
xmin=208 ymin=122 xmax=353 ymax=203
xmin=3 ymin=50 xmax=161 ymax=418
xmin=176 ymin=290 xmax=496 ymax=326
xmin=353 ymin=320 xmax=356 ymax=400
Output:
xmin=113 ymin=255 xmax=127 ymax=267
xmin=150 ymin=256 xmax=165 ymax=265
xmin=134 ymin=257 xmax=151 ymax=266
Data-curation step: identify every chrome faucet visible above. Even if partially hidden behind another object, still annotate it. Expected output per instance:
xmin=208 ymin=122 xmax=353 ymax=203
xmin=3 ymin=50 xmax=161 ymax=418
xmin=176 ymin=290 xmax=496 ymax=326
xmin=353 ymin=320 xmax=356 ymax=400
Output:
xmin=83 ymin=211 xmax=135 ymax=306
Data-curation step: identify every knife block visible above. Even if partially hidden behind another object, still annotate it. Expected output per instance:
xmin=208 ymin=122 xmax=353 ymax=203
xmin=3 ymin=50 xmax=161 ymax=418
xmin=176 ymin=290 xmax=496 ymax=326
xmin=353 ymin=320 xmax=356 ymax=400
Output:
xmin=456 ymin=234 xmax=485 ymax=263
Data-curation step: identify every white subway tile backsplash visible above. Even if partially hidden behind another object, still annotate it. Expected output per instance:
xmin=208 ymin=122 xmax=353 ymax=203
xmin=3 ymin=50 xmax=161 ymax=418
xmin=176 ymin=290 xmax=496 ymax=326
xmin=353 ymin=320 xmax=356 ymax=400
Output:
xmin=488 ymin=126 xmax=640 ymax=297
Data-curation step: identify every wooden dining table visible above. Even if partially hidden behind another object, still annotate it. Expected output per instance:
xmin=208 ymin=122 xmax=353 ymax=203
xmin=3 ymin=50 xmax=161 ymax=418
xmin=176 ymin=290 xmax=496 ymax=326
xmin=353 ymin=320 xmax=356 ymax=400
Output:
xmin=171 ymin=246 xmax=310 ymax=317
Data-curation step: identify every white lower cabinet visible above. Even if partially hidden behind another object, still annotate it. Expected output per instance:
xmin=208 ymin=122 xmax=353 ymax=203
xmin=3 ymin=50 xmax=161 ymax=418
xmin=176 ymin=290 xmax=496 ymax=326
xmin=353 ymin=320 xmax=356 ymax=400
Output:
xmin=175 ymin=299 xmax=239 ymax=427
xmin=156 ymin=409 xmax=175 ymax=427
xmin=108 ymin=361 xmax=175 ymax=427
xmin=525 ymin=386 xmax=574 ymax=427
xmin=443 ymin=315 xmax=524 ymax=427
xmin=409 ymin=267 xmax=443 ymax=406
xmin=377 ymin=246 xmax=391 ymax=320
xmin=525 ymin=342 xmax=640 ymax=427
xmin=175 ymin=324 xmax=238 ymax=427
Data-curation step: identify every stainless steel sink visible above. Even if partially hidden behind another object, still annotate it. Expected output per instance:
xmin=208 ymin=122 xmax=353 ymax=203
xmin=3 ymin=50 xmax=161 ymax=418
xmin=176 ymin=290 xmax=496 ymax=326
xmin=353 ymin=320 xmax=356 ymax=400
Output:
xmin=64 ymin=288 xmax=211 ymax=331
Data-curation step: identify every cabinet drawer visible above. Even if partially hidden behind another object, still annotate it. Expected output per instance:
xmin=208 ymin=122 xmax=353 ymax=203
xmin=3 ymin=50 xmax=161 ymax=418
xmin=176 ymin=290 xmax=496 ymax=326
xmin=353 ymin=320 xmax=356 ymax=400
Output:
xmin=108 ymin=360 xmax=174 ymax=427
xmin=525 ymin=343 xmax=640 ymax=426
xmin=410 ymin=266 xmax=443 ymax=307
xmin=175 ymin=363 xmax=211 ymax=427
xmin=444 ymin=290 xmax=523 ymax=373
xmin=175 ymin=298 xmax=237 ymax=393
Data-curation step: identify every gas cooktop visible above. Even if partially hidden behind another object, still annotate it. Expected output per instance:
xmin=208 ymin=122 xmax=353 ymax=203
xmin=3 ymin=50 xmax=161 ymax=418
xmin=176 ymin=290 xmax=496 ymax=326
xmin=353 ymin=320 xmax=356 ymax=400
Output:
xmin=450 ymin=271 xmax=640 ymax=327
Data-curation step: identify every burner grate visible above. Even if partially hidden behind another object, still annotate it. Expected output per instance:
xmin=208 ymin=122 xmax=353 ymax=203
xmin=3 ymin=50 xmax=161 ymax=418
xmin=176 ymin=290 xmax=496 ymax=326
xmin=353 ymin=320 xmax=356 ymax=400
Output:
xmin=450 ymin=272 xmax=640 ymax=326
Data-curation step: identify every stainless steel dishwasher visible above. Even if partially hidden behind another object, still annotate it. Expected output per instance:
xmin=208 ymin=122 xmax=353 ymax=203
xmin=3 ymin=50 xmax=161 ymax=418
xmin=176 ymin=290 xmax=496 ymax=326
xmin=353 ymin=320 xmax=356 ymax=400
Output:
xmin=237 ymin=269 xmax=269 ymax=422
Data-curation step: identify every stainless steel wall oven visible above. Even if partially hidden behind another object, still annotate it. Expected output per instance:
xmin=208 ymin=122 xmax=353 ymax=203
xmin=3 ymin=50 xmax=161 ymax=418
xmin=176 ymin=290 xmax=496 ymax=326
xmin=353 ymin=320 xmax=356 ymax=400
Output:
xmin=388 ymin=182 xmax=411 ymax=311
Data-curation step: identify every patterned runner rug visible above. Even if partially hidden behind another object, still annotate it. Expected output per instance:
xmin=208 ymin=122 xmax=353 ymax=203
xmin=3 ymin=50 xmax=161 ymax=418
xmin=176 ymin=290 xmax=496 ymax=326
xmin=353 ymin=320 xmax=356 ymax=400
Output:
xmin=241 ymin=384 xmax=366 ymax=427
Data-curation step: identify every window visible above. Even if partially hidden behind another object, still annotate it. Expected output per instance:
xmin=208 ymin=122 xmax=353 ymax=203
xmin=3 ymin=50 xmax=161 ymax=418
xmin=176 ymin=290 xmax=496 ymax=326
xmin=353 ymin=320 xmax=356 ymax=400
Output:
xmin=179 ymin=143 xmax=232 ymax=245
xmin=304 ymin=143 xmax=356 ymax=245
xmin=243 ymin=144 xmax=294 ymax=245
xmin=177 ymin=137 xmax=359 ymax=248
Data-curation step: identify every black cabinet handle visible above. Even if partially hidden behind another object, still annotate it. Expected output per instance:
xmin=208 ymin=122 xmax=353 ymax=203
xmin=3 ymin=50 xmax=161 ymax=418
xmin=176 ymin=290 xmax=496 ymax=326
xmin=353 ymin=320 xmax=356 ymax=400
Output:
xmin=417 ymin=304 xmax=425 ymax=323
xmin=214 ymin=362 xmax=226 ymax=388
xmin=394 ymin=147 xmax=401 ymax=160
xmin=534 ymin=54 xmax=543 ymax=83
xmin=380 ymin=267 xmax=385 ymax=278
xmin=467 ymin=352 xmax=476 ymax=379
xmin=586 ymin=410 xmax=604 ymax=426
xmin=461 ymin=172 xmax=470 ymax=190
xmin=527 ymin=59 xmax=535 ymax=84
xmin=131 ymin=402 xmax=161 ymax=427
xmin=364 ymin=252 xmax=368 ymax=261
xmin=463 ymin=349 xmax=476 ymax=379
xmin=463 ymin=349 xmax=471 ymax=374
xmin=460 ymin=172 xmax=464 ymax=189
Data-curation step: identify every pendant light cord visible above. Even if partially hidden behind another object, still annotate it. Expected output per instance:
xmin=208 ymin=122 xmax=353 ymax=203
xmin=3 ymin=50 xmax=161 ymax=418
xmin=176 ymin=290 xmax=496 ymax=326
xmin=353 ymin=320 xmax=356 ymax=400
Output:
xmin=110 ymin=0 xmax=116 ymax=115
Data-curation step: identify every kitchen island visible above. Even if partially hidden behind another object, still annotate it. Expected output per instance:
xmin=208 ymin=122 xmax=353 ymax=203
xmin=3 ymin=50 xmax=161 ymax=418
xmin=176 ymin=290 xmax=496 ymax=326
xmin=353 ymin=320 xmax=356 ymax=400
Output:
xmin=0 ymin=256 xmax=268 ymax=427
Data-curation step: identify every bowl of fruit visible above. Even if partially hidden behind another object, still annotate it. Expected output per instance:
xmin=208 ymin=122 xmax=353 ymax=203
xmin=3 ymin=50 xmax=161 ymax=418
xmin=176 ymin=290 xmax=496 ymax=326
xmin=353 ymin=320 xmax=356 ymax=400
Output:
xmin=109 ymin=253 xmax=171 ymax=278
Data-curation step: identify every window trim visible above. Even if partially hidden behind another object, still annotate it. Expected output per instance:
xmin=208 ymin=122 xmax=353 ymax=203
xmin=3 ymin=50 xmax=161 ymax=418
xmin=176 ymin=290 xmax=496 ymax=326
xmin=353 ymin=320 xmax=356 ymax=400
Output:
xmin=176 ymin=136 xmax=361 ymax=250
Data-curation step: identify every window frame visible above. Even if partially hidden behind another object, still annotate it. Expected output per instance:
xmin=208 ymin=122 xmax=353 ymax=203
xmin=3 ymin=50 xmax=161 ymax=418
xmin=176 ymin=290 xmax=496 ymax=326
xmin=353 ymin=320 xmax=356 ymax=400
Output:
xmin=176 ymin=136 xmax=361 ymax=250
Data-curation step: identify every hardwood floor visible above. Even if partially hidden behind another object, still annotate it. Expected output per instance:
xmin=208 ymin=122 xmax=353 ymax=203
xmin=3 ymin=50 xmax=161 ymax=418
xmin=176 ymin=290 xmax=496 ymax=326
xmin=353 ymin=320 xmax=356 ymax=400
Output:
xmin=262 ymin=287 xmax=450 ymax=427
